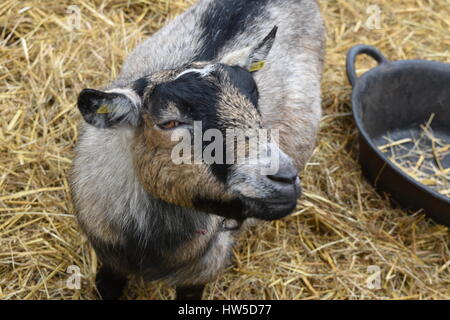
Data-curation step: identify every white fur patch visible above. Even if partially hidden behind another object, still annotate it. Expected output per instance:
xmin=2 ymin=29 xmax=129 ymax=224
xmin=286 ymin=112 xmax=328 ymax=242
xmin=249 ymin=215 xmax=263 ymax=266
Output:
xmin=175 ymin=64 xmax=216 ymax=80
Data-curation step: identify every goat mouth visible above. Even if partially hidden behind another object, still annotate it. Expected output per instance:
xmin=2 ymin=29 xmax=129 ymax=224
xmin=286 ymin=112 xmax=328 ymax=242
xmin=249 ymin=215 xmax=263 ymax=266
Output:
xmin=239 ymin=183 xmax=302 ymax=221
xmin=240 ymin=197 xmax=298 ymax=221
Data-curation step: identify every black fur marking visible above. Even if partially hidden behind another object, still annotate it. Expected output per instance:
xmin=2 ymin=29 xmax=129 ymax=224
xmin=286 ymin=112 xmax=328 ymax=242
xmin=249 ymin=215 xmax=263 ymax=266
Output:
xmin=222 ymin=65 xmax=259 ymax=106
xmin=192 ymin=197 xmax=245 ymax=221
xmin=149 ymin=72 xmax=220 ymax=124
xmin=132 ymin=77 xmax=150 ymax=97
xmin=196 ymin=0 xmax=271 ymax=61
xmin=77 ymin=89 xmax=111 ymax=115
xmin=209 ymin=163 xmax=230 ymax=185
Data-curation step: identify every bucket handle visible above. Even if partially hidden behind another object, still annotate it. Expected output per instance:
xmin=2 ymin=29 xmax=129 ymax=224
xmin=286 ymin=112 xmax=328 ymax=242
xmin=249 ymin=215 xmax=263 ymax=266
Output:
xmin=346 ymin=45 xmax=389 ymax=87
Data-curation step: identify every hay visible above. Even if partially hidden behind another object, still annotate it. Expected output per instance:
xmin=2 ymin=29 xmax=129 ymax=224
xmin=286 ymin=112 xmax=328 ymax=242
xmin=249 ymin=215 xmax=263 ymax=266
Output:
xmin=379 ymin=114 xmax=450 ymax=197
xmin=1 ymin=0 xmax=449 ymax=300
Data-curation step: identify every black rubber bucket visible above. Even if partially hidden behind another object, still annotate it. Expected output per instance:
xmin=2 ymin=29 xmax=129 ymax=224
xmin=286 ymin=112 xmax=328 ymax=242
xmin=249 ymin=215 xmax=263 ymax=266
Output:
xmin=346 ymin=45 xmax=450 ymax=227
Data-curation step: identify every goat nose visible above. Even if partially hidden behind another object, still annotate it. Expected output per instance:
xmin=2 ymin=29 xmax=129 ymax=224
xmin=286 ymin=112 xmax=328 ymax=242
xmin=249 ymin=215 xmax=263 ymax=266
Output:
xmin=267 ymin=165 xmax=298 ymax=185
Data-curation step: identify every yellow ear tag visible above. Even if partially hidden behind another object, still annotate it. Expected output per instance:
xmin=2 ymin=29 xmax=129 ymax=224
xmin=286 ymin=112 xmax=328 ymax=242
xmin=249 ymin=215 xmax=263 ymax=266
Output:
xmin=248 ymin=60 xmax=266 ymax=72
xmin=96 ymin=105 xmax=110 ymax=114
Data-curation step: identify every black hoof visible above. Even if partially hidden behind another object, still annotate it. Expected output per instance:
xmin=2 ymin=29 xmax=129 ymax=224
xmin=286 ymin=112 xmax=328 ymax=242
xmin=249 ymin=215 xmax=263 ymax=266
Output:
xmin=96 ymin=266 xmax=128 ymax=300
xmin=176 ymin=285 xmax=205 ymax=300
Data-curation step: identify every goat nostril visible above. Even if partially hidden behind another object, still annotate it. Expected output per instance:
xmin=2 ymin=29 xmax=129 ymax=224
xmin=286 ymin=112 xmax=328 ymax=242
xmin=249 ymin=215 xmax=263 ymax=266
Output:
xmin=267 ymin=173 xmax=298 ymax=185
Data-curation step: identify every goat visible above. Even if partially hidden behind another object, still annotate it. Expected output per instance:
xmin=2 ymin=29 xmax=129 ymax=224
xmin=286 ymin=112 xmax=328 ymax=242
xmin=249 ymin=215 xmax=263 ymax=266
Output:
xmin=70 ymin=0 xmax=325 ymax=300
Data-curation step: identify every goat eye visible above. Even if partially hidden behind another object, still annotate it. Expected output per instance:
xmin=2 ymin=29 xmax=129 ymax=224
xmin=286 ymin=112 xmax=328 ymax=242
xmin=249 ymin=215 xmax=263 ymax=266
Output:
xmin=159 ymin=121 xmax=181 ymax=130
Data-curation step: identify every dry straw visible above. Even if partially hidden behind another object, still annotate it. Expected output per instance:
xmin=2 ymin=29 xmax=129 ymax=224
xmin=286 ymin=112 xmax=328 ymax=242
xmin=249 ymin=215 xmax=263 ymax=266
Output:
xmin=1 ymin=0 xmax=449 ymax=300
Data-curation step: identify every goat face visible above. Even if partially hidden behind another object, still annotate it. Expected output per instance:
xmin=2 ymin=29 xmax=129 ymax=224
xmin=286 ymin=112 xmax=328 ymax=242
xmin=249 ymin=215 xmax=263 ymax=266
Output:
xmin=76 ymin=27 xmax=301 ymax=222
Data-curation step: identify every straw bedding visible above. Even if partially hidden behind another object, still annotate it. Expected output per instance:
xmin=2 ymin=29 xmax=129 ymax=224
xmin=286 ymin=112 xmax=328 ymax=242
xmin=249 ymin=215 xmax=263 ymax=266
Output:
xmin=1 ymin=0 xmax=449 ymax=300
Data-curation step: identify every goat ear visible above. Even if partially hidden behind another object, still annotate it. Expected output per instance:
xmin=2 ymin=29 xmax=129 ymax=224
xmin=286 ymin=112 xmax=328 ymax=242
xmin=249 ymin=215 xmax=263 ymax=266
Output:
xmin=221 ymin=26 xmax=278 ymax=73
xmin=77 ymin=88 xmax=142 ymax=128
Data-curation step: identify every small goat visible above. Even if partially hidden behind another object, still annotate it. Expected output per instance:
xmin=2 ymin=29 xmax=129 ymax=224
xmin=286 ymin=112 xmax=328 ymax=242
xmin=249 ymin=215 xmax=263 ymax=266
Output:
xmin=70 ymin=0 xmax=325 ymax=300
